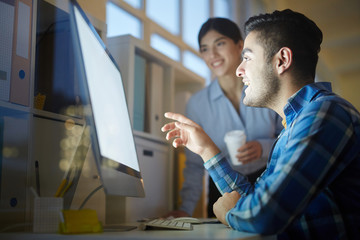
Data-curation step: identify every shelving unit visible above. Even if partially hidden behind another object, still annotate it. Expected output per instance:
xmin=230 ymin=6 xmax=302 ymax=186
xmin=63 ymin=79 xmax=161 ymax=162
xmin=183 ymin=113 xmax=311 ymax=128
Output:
xmin=107 ymin=35 xmax=205 ymax=221
xmin=107 ymin=35 xmax=204 ymax=139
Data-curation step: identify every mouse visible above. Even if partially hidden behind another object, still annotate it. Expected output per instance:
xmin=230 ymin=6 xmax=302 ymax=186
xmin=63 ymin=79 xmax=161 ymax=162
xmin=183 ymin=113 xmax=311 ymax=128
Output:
xmin=172 ymin=217 xmax=202 ymax=224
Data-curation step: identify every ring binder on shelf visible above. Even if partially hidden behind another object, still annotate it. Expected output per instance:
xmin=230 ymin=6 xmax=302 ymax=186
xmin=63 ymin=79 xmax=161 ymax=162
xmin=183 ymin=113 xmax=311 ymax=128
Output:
xmin=148 ymin=62 xmax=164 ymax=137
xmin=0 ymin=0 xmax=15 ymax=102
xmin=133 ymin=54 xmax=146 ymax=132
xmin=9 ymin=0 xmax=33 ymax=106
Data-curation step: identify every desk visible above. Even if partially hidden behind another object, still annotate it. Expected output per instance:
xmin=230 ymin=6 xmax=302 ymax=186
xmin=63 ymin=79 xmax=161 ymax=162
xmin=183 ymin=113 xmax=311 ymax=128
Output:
xmin=0 ymin=222 xmax=275 ymax=240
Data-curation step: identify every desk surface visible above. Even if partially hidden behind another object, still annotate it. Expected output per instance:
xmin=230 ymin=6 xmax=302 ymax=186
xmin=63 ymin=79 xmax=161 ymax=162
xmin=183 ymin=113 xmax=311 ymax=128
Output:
xmin=0 ymin=222 xmax=276 ymax=240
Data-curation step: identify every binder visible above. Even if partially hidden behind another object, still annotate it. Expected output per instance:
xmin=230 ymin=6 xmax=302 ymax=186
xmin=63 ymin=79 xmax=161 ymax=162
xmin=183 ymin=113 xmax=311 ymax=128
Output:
xmin=9 ymin=0 xmax=33 ymax=106
xmin=0 ymin=0 xmax=15 ymax=102
xmin=133 ymin=54 xmax=146 ymax=132
xmin=148 ymin=62 xmax=164 ymax=136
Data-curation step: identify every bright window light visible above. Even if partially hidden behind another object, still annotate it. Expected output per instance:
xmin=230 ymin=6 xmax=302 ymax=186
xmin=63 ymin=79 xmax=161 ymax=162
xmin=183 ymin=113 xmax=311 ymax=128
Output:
xmin=106 ymin=2 xmax=142 ymax=39
xmin=214 ymin=0 xmax=230 ymax=18
xmin=151 ymin=34 xmax=180 ymax=61
xmin=183 ymin=51 xmax=211 ymax=84
xmin=183 ymin=0 xmax=209 ymax=49
xmin=146 ymin=0 xmax=179 ymax=35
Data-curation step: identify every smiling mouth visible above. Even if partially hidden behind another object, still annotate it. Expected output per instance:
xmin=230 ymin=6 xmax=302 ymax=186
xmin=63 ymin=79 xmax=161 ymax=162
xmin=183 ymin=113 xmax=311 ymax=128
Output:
xmin=212 ymin=60 xmax=223 ymax=68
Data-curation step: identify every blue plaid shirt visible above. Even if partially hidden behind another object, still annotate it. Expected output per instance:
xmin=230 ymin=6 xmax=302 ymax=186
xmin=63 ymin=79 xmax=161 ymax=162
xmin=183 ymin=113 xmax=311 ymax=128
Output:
xmin=204 ymin=82 xmax=360 ymax=239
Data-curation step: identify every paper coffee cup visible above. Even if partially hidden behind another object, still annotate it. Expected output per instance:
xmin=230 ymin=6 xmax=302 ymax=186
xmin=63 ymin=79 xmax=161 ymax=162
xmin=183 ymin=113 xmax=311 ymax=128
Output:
xmin=224 ymin=130 xmax=246 ymax=166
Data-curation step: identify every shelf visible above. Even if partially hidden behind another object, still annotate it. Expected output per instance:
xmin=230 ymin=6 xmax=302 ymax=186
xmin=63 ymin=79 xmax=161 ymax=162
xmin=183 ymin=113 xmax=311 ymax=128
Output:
xmin=0 ymin=100 xmax=31 ymax=113
xmin=31 ymin=108 xmax=85 ymax=125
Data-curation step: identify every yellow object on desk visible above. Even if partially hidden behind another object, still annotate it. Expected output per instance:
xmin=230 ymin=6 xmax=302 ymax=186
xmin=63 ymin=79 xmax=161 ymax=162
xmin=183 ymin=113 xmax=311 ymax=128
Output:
xmin=59 ymin=209 xmax=103 ymax=234
xmin=54 ymin=167 xmax=77 ymax=197
xmin=54 ymin=179 xmax=67 ymax=197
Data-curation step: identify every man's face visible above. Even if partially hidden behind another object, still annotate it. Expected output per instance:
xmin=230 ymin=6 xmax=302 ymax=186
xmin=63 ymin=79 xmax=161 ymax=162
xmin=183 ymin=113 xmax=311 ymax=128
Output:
xmin=236 ymin=31 xmax=280 ymax=108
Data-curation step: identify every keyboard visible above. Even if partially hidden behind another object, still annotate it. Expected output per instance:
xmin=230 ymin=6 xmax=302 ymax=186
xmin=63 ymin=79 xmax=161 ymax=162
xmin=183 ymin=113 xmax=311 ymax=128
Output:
xmin=139 ymin=218 xmax=193 ymax=230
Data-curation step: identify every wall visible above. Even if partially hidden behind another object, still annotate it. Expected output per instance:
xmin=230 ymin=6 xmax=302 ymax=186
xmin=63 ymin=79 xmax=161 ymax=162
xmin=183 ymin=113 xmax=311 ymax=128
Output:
xmin=260 ymin=0 xmax=360 ymax=111
xmin=78 ymin=0 xmax=106 ymax=23
xmin=338 ymin=73 xmax=360 ymax=110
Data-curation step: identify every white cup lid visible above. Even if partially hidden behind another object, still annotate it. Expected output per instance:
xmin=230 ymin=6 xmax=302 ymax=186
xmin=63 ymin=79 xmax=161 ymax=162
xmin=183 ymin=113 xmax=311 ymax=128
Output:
xmin=224 ymin=130 xmax=246 ymax=142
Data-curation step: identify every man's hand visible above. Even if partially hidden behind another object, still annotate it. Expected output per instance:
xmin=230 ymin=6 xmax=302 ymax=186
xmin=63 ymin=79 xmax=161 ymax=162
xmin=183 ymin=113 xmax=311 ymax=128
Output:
xmin=161 ymin=112 xmax=220 ymax=162
xmin=236 ymin=141 xmax=262 ymax=164
xmin=213 ymin=191 xmax=241 ymax=226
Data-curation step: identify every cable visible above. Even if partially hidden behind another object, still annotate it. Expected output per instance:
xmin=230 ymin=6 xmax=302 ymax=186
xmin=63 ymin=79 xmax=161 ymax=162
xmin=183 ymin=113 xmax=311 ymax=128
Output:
xmin=78 ymin=185 xmax=104 ymax=210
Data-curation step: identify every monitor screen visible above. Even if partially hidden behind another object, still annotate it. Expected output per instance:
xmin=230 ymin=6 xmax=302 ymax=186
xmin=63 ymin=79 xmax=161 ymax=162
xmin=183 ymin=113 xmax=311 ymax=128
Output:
xmin=69 ymin=0 xmax=145 ymax=197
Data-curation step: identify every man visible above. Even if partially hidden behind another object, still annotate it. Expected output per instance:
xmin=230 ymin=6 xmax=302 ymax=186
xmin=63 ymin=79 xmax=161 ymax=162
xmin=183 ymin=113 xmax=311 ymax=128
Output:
xmin=166 ymin=17 xmax=282 ymax=220
xmin=162 ymin=9 xmax=360 ymax=239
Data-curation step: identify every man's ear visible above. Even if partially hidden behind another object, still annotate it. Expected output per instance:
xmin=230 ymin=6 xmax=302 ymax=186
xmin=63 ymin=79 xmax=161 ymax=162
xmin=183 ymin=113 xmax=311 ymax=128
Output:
xmin=275 ymin=47 xmax=292 ymax=75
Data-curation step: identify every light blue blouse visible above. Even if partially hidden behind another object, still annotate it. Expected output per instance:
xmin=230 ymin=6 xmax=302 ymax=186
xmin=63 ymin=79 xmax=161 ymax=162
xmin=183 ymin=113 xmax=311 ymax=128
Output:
xmin=179 ymin=79 xmax=283 ymax=215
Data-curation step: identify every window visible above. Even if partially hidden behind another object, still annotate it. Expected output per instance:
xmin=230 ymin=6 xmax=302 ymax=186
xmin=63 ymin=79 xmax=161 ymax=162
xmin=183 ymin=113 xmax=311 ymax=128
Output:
xmin=106 ymin=2 xmax=142 ymax=39
xmin=214 ymin=0 xmax=230 ymax=18
xmin=151 ymin=34 xmax=180 ymax=61
xmin=146 ymin=0 xmax=179 ymax=35
xmin=183 ymin=50 xmax=211 ymax=84
xmin=106 ymin=0 xmax=238 ymax=80
xmin=182 ymin=0 xmax=209 ymax=49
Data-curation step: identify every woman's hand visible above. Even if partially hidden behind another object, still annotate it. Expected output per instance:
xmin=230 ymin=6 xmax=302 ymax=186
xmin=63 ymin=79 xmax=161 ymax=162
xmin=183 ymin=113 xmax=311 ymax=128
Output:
xmin=236 ymin=141 xmax=262 ymax=164
xmin=161 ymin=112 xmax=220 ymax=162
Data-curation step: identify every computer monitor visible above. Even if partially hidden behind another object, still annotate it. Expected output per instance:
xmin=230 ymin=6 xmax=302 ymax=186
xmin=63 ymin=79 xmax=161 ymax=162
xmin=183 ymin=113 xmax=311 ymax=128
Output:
xmin=68 ymin=0 xmax=145 ymax=198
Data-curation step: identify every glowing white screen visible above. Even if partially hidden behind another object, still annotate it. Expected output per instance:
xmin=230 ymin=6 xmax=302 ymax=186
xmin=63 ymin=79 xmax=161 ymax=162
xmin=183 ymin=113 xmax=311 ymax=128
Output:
xmin=74 ymin=7 xmax=140 ymax=171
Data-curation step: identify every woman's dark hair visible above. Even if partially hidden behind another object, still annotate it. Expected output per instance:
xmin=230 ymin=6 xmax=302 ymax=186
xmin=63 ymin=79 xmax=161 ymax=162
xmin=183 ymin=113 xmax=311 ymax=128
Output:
xmin=198 ymin=17 xmax=243 ymax=48
xmin=245 ymin=9 xmax=323 ymax=80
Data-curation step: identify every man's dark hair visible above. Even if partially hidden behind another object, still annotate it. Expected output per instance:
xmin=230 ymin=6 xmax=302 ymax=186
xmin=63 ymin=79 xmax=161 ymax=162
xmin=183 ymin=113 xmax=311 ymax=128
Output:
xmin=245 ymin=9 xmax=323 ymax=80
xmin=198 ymin=17 xmax=243 ymax=48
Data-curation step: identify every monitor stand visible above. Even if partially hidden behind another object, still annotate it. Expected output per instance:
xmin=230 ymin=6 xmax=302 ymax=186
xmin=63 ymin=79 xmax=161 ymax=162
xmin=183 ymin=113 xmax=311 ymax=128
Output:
xmin=104 ymin=195 xmax=137 ymax=231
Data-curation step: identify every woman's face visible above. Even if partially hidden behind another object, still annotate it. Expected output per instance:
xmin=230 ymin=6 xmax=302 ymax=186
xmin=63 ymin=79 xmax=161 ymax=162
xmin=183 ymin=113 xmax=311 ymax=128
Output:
xmin=199 ymin=30 xmax=243 ymax=78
